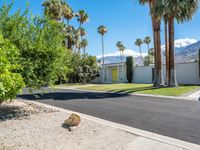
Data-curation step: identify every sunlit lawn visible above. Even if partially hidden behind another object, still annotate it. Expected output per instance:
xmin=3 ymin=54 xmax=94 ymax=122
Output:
xmin=78 ymin=83 xmax=200 ymax=96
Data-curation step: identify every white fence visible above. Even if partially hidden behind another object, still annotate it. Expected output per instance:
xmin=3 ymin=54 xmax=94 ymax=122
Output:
xmin=133 ymin=62 xmax=200 ymax=85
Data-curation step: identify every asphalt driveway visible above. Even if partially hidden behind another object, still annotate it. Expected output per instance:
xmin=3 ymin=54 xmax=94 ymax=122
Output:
xmin=18 ymin=88 xmax=200 ymax=145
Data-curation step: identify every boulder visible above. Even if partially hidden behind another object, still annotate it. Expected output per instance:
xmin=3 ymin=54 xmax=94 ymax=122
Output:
xmin=64 ymin=114 xmax=81 ymax=127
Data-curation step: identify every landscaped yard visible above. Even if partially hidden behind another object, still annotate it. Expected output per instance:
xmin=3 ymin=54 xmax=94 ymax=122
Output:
xmin=76 ymin=83 xmax=200 ymax=97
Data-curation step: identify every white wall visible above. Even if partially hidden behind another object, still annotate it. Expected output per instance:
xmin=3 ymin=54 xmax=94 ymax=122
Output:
xmin=133 ymin=65 xmax=154 ymax=84
xmin=133 ymin=62 xmax=200 ymax=85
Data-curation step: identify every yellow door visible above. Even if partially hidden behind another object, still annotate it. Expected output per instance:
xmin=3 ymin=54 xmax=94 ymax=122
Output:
xmin=112 ymin=67 xmax=118 ymax=82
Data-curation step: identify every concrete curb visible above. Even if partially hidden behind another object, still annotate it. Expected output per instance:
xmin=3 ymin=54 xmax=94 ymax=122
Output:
xmin=54 ymin=87 xmax=198 ymax=102
xmin=23 ymin=99 xmax=200 ymax=150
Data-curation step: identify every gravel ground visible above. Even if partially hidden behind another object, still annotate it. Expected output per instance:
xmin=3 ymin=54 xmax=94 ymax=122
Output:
xmin=0 ymin=100 xmax=137 ymax=150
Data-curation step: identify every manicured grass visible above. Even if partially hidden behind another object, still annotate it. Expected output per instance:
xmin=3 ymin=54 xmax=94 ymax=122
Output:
xmin=79 ymin=83 xmax=200 ymax=96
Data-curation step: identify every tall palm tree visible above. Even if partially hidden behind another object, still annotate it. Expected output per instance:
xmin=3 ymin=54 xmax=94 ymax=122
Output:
xmin=164 ymin=15 xmax=170 ymax=85
xmin=76 ymin=10 xmax=89 ymax=29
xmin=81 ymin=39 xmax=88 ymax=54
xmin=143 ymin=36 xmax=151 ymax=53
xmin=42 ymin=0 xmax=63 ymax=21
xmin=139 ymin=0 xmax=164 ymax=87
xmin=116 ymin=41 xmax=125 ymax=62
xmin=62 ymin=1 xmax=74 ymax=26
xmin=79 ymin=27 xmax=86 ymax=39
xmin=98 ymin=25 xmax=107 ymax=82
xmin=135 ymin=38 xmax=143 ymax=58
xmin=165 ymin=0 xmax=198 ymax=87
xmin=65 ymin=25 xmax=75 ymax=50
xmin=98 ymin=25 xmax=107 ymax=65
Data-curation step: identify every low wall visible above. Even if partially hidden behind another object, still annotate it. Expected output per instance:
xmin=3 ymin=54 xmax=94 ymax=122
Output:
xmin=133 ymin=62 xmax=200 ymax=85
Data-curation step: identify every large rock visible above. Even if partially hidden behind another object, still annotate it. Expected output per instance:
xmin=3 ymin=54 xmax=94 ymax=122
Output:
xmin=64 ymin=114 xmax=81 ymax=127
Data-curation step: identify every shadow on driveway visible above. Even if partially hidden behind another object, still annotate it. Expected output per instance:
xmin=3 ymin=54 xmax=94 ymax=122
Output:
xmin=17 ymin=90 xmax=130 ymax=101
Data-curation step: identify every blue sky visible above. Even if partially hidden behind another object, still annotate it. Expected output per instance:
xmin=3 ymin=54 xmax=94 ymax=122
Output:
xmin=1 ymin=0 xmax=200 ymax=57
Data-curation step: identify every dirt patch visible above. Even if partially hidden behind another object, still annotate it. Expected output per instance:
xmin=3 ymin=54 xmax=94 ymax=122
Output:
xmin=0 ymin=100 xmax=58 ymax=121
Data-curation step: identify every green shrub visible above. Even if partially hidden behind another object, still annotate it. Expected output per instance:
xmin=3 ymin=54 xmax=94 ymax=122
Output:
xmin=126 ymin=56 xmax=134 ymax=83
xmin=0 ymin=34 xmax=25 ymax=104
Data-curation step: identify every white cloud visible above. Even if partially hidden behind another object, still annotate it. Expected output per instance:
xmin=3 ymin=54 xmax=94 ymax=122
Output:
xmin=97 ymin=49 xmax=148 ymax=58
xmin=161 ymin=38 xmax=197 ymax=50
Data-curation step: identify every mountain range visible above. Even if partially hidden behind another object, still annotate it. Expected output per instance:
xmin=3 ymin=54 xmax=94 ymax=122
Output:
xmin=99 ymin=40 xmax=200 ymax=65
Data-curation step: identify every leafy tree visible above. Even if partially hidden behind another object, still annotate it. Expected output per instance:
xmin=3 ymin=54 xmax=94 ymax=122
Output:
xmin=0 ymin=4 xmax=71 ymax=89
xmin=0 ymin=34 xmax=25 ymax=104
xmin=126 ymin=56 xmax=134 ymax=83
xmin=144 ymin=55 xmax=154 ymax=66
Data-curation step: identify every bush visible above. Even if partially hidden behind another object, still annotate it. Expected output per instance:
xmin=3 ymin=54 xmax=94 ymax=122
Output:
xmin=0 ymin=34 xmax=25 ymax=104
xmin=126 ymin=56 xmax=134 ymax=83
xmin=0 ymin=4 xmax=71 ymax=88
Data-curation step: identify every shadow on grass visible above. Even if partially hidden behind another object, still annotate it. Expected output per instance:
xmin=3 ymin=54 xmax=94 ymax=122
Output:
xmin=108 ymin=86 xmax=160 ymax=94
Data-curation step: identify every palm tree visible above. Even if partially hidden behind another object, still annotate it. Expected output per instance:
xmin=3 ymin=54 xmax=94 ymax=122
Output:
xmin=165 ymin=0 xmax=198 ymax=87
xmin=164 ymin=15 xmax=170 ymax=85
xmin=79 ymin=27 xmax=86 ymax=39
xmin=73 ymin=29 xmax=81 ymax=52
xmin=143 ymin=36 xmax=151 ymax=53
xmin=62 ymin=1 xmax=74 ymax=26
xmin=116 ymin=41 xmax=125 ymax=62
xmin=98 ymin=25 xmax=107 ymax=65
xmin=42 ymin=0 xmax=63 ymax=21
xmin=98 ymin=25 xmax=107 ymax=82
xmin=76 ymin=10 xmax=89 ymax=29
xmin=135 ymin=38 xmax=143 ymax=58
xmin=139 ymin=0 xmax=164 ymax=87
xmin=81 ymin=39 xmax=88 ymax=54
xmin=65 ymin=25 xmax=75 ymax=50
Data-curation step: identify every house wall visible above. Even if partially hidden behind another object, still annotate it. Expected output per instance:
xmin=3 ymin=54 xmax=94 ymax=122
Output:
xmin=133 ymin=62 xmax=200 ymax=85
xmin=133 ymin=65 xmax=154 ymax=84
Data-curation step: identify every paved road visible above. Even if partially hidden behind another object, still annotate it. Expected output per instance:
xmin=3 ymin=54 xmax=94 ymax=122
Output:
xmin=18 ymin=88 xmax=200 ymax=145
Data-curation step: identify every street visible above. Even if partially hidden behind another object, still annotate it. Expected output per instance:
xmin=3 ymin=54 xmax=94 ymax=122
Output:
xmin=18 ymin=88 xmax=200 ymax=145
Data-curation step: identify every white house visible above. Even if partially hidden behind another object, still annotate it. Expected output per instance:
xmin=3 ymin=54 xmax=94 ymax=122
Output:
xmin=101 ymin=62 xmax=127 ymax=83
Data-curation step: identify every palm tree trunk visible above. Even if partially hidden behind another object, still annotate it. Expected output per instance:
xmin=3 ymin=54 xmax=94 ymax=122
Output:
xmin=164 ymin=16 xmax=169 ymax=85
xmin=139 ymin=46 xmax=142 ymax=58
xmin=168 ymin=17 xmax=178 ymax=87
xmin=149 ymin=3 xmax=157 ymax=86
xmin=102 ymin=35 xmax=105 ymax=82
xmin=153 ymin=19 xmax=164 ymax=87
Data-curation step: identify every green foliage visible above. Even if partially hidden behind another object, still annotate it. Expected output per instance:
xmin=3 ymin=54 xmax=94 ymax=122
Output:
xmin=126 ymin=56 xmax=134 ymax=83
xmin=69 ymin=53 xmax=99 ymax=83
xmin=0 ymin=4 xmax=71 ymax=89
xmin=0 ymin=34 xmax=25 ymax=103
xmin=144 ymin=55 xmax=154 ymax=66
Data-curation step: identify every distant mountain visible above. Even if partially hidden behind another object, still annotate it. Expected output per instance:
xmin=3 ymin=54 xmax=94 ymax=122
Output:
xmin=99 ymin=41 xmax=200 ymax=65
xmin=175 ymin=41 xmax=200 ymax=63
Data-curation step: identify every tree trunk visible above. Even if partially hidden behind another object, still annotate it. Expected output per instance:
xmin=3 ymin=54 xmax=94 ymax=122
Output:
xmin=153 ymin=19 xmax=164 ymax=87
xmin=164 ymin=16 xmax=170 ymax=85
xmin=139 ymin=46 xmax=142 ymax=58
xmin=168 ymin=17 xmax=178 ymax=87
xmin=150 ymin=11 xmax=157 ymax=86
xmin=102 ymin=35 xmax=105 ymax=83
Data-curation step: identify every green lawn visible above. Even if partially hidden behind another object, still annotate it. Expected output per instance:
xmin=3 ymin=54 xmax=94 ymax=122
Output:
xmin=78 ymin=83 xmax=200 ymax=97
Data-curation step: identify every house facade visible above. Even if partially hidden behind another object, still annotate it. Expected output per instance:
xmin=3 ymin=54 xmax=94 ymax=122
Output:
xmin=100 ymin=62 xmax=127 ymax=83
